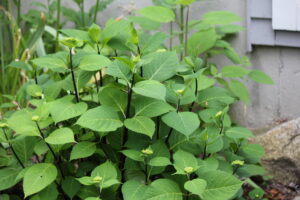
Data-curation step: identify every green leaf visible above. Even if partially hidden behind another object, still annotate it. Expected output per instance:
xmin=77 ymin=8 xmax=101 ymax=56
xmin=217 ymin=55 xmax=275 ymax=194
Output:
xmin=203 ymin=11 xmax=241 ymax=25
xmin=45 ymin=128 xmax=75 ymax=145
xmin=122 ymin=180 xmax=147 ymax=200
xmin=225 ymin=127 xmax=253 ymax=139
xmin=60 ymin=29 xmax=91 ymax=41
xmin=175 ymin=0 xmax=195 ymax=5
xmin=106 ymin=60 xmax=132 ymax=83
xmin=7 ymin=110 xmax=40 ymax=136
xmin=184 ymin=179 xmax=207 ymax=197
xmin=197 ymin=75 xmax=216 ymax=91
xmin=91 ymin=161 xmax=119 ymax=189
xmin=229 ymin=80 xmax=250 ymax=103
xmin=248 ymin=70 xmax=274 ymax=84
xmin=23 ymin=163 xmax=58 ymax=197
xmin=221 ymin=66 xmax=249 ymax=78
xmin=134 ymin=96 xmax=175 ymax=117
xmin=31 ymin=183 xmax=58 ymax=200
xmin=79 ymin=54 xmax=111 ymax=71
xmin=197 ymin=87 xmax=235 ymax=105
xmin=201 ymin=170 xmax=242 ymax=200
xmin=70 ymin=142 xmax=96 ymax=160
xmin=133 ymin=80 xmax=166 ymax=101
xmin=162 ymin=112 xmax=200 ymax=137
xmin=173 ymin=149 xmax=198 ymax=174
xmin=121 ymin=149 xmax=144 ymax=162
xmin=128 ymin=16 xmax=161 ymax=30
xmin=124 ymin=116 xmax=155 ymax=138
xmin=88 ymin=23 xmax=101 ymax=42
xmin=12 ymin=136 xmax=36 ymax=164
xmin=143 ymin=51 xmax=180 ymax=81
xmin=8 ymin=60 xmax=32 ymax=71
xmin=49 ymin=96 xmax=88 ymax=123
xmin=188 ymin=29 xmax=217 ymax=57
xmin=98 ymin=86 xmax=127 ymax=117
xmin=137 ymin=6 xmax=175 ymax=23
xmin=76 ymin=105 xmax=123 ymax=132
xmin=237 ymin=164 xmax=266 ymax=178
xmin=148 ymin=157 xmax=171 ymax=167
xmin=31 ymin=56 xmax=67 ymax=70
xmin=143 ymin=179 xmax=182 ymax=200
xmin=0 ymin=168 xmax=19 ymax=191
xmin=140 ymin=32 xmax=167 ymax=54
xmin=239 ymin=144 xmax=265 ymax=164
xmin=62 ymin=177 xmax=81 ymax=199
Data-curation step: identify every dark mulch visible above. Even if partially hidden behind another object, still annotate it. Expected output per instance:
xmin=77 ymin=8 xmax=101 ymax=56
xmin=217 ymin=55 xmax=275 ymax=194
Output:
xmin=244 ymin=178 xmax=300 ymax=200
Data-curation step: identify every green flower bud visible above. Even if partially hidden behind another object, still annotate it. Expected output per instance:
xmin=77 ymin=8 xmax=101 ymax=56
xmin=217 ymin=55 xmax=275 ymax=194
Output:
xmin=141 ymin=148 xmax=153 ymax=155
xmin=0 ymin=123 xmax=8 ymax=128
xmin=60 ymin=37 xmax=83 ymax=48
xmin=231 ymin=160 xmax=244 ymax=166
xmin=31 ymin=115 xmax=40 ymax=121
xmin=92 ymin=176 xmax=103 ymax=183
xmin=184 ymin=166 xmax=194 ymax=174
xmin=215 ymin=111 xmax=223 ymax=118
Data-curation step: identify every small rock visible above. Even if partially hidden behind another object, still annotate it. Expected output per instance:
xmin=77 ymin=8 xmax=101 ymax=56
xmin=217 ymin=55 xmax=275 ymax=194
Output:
xmin=252 ymin=118 xmax=300 ymax=185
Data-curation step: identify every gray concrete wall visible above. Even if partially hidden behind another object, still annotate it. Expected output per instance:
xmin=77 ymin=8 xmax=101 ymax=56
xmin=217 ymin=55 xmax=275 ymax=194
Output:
xmin=23 ymin=0 xmax=300 ymax=132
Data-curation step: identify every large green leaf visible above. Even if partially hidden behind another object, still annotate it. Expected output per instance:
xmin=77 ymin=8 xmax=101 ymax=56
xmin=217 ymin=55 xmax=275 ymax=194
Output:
xmin=31 ymin=56 xmax=67 ymax=70
xmin=229 ymin=80 xmax=250 ymax=103
xmin=188 ymin=29 xmax=217 ymax=57
xmin=48 ymin=96 xmax=88 ymax=123
xmin=184 ymin=179 xmax=207 ymax=198
xmin=76 ymin=105 xmax=123 ymax=132
xmin=142 ymin=51 xmax=180 ymax=81
xmin=91 ymin=161 xmax=119 ymax=189
xmin=121 ymin=149 xmax=144 ymax=162
xmin=31 ymin=183 xmax=58 ymax=200
xmin=162 ymin=112 xmax=200 ymax=136
xmin=7 ymin=110 xmax=39 ymax=136
xmin=98 ymin=86 xmax=127 ymax=116
xmin=23 ymin=163 xmax=58 ymax=197
xmin=221 ymin=66 xmax=249 ymax=78
xmin=137 ymin=6 xmax=175 ymax=23
xmin=124 ymin=116 xmax=155 ymax=138
xmin=70 ymin=142 xmax=96 ymax=160
xmin=79 ymin=54 xmax=111 ymax=71
xmin=173 ymin=149 xmax=198 ymax=174
xmin=133 ymin=80 xmax=166 ymax=101
xmin=12 ymin=136 xmax=37 ymax=164
xmin=203 ymin=11 xmax=241 ymax=25
xmin=225 ymin=127 xmax=253 ymax=139
xmin=134 ymin=96 xmax=175 ymax=117
xmin=62 ymin=177 xmax=81 ymax=199
xmin=248 ymin=70 xmax=274 ymax=84
xmin=149 ymin=157 xmax=172 ymax=167
xmin=197 ymin=75 xmax=216 ymax=91
xmin=122 ymin=180 xmax=147 ymax=200
xmin=201 ymin=170 xmax=242 ymax=200
xmin=0 ymin=168 xmax=20 ymax=191
xmin=143 ymin=179 xmax=182 ymax=200
xmin=239 ymin=144 xmax=265 ymax=164
xmin=106 ymin=60 xmax=132 ymax=83
xmin=197 ymin=87 xmax=235 ymax=105
xmin=45 ymin=128 xmax=75 ymax=145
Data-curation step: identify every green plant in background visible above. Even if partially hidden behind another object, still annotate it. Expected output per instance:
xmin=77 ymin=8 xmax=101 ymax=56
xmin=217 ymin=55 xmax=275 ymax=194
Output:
xmin=0 ymin=0 xmax=274 ymax=200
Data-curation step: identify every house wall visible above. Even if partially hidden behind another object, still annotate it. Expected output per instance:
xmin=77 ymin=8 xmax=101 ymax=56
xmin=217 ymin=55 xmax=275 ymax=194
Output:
xmin=23 ymin=0 xmax=300 ymax=132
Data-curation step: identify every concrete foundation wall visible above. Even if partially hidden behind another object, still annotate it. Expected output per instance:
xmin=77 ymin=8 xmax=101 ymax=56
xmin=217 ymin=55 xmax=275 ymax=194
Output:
xmin=23 ymin=0 xmax=300 ymax=131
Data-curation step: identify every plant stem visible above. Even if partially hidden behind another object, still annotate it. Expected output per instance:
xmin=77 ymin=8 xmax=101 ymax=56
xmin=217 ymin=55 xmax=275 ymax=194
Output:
xmin=185 ymin=174 xmax=191 ymax=200
xmin=96 ymin=44 xmax=103 ymax=87
xmin=35 ymin=122 xmax=65 ymax=179
xmin=94 ymin=74 xmax=99 ymax=92
xmin=202 ymin=141 xmax=207 ymax=159
xmin=80 ymin=1 xmax=85 ymax=28
xmin=55 ymin=0 xmax=61 ymax=51
xmin=165 ymin=97 xmax=181 ymax=144
xmin=189 ymin=70 xmax=198 ymax=111
xmin=156 ymin=116 xmax=160 ymax=140
xmin=2 ymin=128 xmax=25 ymax=168
xmin=184 ymin=6 xmax=189 ymax=57
xmin=69 ymin=48 xmax=80 ymax=103
xmin=169 ymin=21 xmax=173 ymax=50
xmin=94 ymin=0 xmax=100 ymax=23
xmin=179 ymin=5 xmax=185 ymax=60
xmin=17 ymin=0 xmax=21 ymax=26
